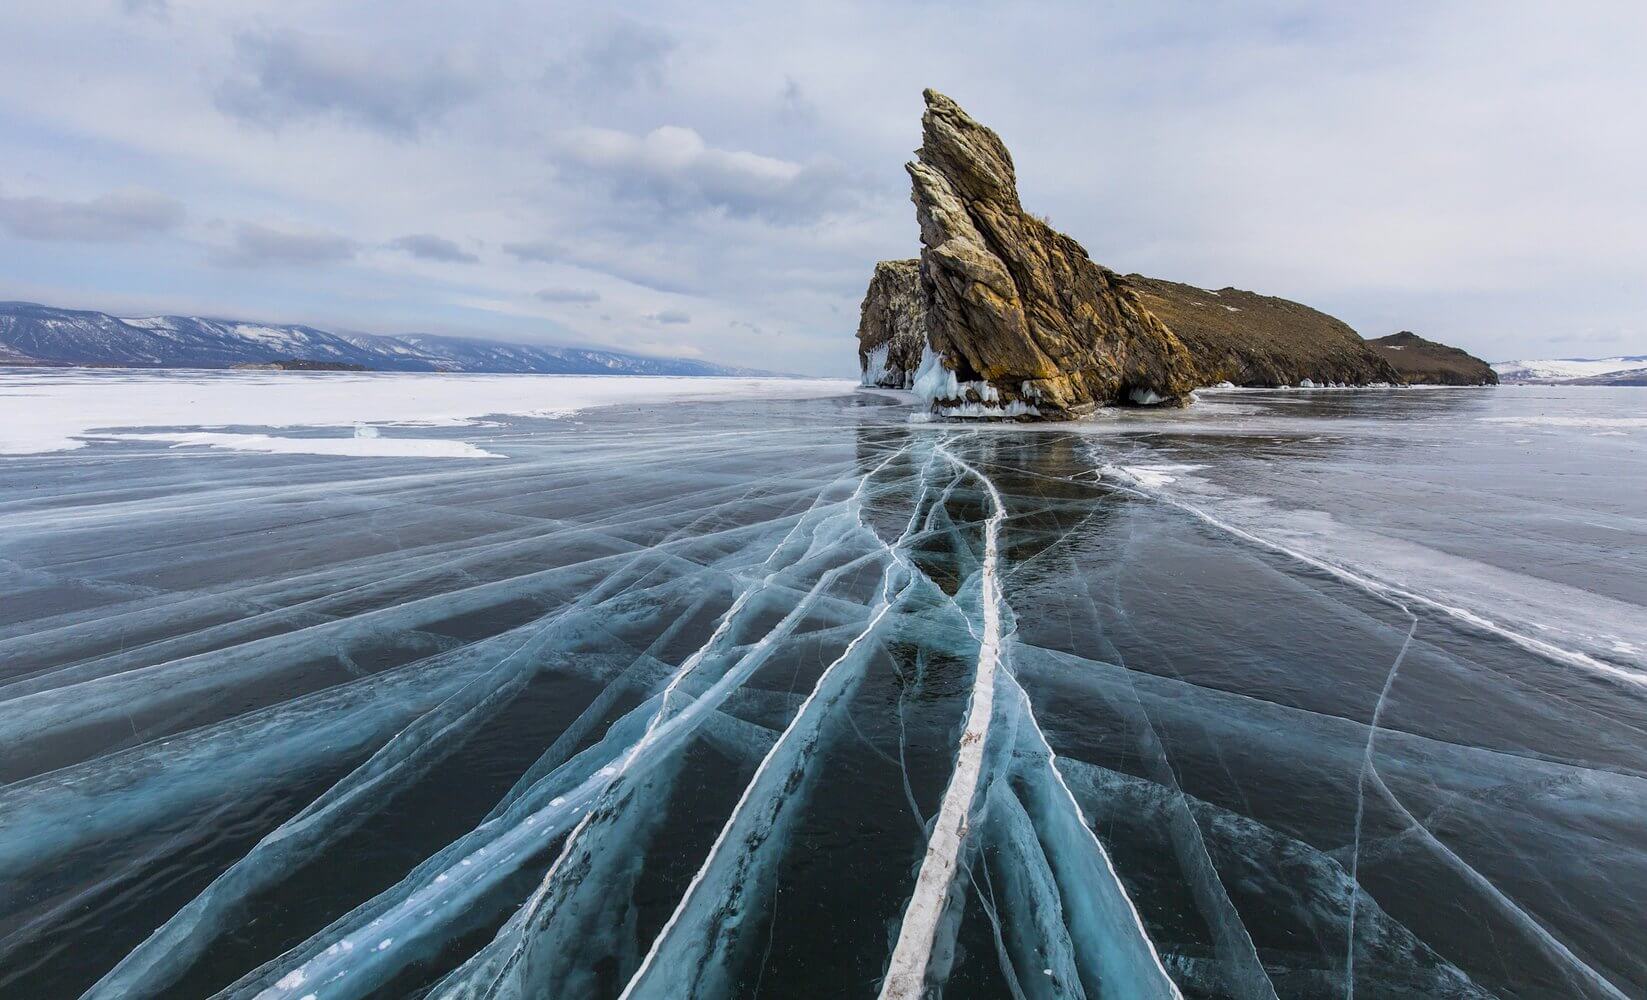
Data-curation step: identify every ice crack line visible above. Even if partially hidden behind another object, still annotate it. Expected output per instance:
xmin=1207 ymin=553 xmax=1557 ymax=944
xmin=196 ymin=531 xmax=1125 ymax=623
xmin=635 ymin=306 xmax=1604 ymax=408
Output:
xmin=1344 ymin=607 xmax=1417 ymax=1000
xmin=424 ymin=444 xmax=914 ymax=999
xmin=229 ymin=460 xmax=885 ymax=1000
xmin=997 ymin=667 xmax=1184 ymax=1000
xmin=1096 ymin=456 xmax=1611 ymax=999
xmin=620 ymin=446 xmax=931 ymax=999
xmin=879 ymin=440 xmax=1007 ymax=1000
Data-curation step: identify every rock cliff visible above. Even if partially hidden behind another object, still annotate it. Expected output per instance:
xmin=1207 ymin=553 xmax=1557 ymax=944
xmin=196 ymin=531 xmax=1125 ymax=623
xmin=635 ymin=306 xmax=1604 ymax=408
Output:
xmin=860 ymin=90 xmax=1199 ymax=418
xmin=1368 ymin=331 xmax=1497 ymax=385
xmin=856 ymin=260 xmax=927 ymax=389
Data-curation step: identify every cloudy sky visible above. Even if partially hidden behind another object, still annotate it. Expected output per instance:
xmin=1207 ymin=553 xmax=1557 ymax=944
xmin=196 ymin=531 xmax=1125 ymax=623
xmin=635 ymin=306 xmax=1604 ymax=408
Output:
xmin=2 ymin=2 xmax=1643 ymax=374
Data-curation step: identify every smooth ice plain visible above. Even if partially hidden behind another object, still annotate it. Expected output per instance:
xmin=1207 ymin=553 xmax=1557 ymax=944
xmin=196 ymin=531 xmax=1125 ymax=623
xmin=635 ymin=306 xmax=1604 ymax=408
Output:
xmin=1 ymin=372 xmax=1644 ymax=999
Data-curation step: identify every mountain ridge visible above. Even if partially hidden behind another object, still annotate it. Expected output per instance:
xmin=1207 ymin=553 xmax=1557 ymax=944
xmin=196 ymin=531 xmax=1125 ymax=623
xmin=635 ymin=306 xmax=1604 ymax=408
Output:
xmin=0 ymin=301 xmax=782 ymax=377
xmin=1492 ymin=354 xmax=1647 ymax=385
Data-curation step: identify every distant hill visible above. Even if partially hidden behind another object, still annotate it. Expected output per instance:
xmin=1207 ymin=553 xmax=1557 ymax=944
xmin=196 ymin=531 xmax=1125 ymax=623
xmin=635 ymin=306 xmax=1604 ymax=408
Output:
xmin=0 ymin=301 xmax=779 ymax=377
xmin=1492 ymin=354 xmax=1647 ymax=385
xmin=1368 ymin=331 xmax=1496 ymax=385
xmin=1128 ymin=277 xmax=1402 ymax=387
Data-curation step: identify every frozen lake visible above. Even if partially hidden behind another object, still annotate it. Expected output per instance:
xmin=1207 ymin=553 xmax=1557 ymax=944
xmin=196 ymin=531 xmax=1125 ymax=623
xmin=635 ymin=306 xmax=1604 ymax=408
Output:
xmin=0 ymin=372 xmax=1642 ymax=998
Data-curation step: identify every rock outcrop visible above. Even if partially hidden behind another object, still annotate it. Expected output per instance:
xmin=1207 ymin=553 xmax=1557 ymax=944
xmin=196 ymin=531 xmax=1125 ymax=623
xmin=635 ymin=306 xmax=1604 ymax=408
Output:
xmin=1130 ymin=277 xmax=1402 ymax=387
xmin=1368 ymin=331 xmax=1497 ymax=385
xmin=856 ymin=260 xmax=927 ymax=388
xmin=854 ymin=90 xmax=1434 ymax=414
xmin=867 ymin=89 xmax=1199 ymax=418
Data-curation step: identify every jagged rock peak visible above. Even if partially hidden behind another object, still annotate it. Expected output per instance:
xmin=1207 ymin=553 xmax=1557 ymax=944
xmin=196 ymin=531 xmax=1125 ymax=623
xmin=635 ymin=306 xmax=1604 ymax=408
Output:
xmin=903 ymin=89 xmax=1199 ymax=418
xmin=915 ymin=89 xmax=1021 ymax=214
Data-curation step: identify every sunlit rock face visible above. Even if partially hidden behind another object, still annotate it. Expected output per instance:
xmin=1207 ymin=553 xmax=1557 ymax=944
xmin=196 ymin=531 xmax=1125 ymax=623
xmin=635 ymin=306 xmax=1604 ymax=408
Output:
xmin=857 ymin=259 xmax=927 ymax=389
xmin=902 ymin=89 xmax=1199 ymax=418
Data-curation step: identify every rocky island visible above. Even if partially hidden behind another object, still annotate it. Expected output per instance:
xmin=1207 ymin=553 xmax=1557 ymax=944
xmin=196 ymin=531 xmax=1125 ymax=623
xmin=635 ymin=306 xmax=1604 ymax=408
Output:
xmin=860 ymin=90 xmax=1199 ymax=418
xmin=858 ymin=90 xmax=1488 ymax=417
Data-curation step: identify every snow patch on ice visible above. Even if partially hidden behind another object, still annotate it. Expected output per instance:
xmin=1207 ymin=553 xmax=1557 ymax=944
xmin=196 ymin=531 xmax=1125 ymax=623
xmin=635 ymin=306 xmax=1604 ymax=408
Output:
xmin=104 ymin=431 xmax=504 ymax=460
xmin=1481 ymin=416 xmax=1646 ymax=430
xmin=0 ymin=369 xmax=855 ymax=455
xmin=1101 ymin=452 xmax=1647 ymax=687
xmin=1115 ymin=464 xmax=1205 ymax=489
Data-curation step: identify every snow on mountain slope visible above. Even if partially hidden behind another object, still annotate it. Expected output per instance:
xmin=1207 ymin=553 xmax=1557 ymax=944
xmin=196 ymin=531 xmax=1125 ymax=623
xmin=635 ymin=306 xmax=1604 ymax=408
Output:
xmin=0 ymin=302 xmax=777 ymax=376
xmin=1492 ymin=355 xmax=1647 ymax=383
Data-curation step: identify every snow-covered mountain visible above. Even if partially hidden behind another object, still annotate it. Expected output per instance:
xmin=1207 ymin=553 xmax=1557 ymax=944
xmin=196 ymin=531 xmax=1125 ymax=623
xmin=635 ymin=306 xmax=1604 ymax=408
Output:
xmin=0 ymin=302 xmax=778 ymax=377
xmin=1492 ymin=354 xmax=1647 ymax=384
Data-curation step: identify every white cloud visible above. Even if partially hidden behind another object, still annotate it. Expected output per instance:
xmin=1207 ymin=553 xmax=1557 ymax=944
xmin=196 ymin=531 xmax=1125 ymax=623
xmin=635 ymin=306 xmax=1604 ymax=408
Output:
xmin=554 ymin=124 xmax=860 ymax=222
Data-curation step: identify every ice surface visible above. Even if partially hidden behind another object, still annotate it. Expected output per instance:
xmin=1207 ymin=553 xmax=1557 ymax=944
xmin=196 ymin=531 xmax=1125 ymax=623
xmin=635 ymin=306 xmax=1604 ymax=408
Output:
xmin=1 ymin=380 xmax=1643 ymax=999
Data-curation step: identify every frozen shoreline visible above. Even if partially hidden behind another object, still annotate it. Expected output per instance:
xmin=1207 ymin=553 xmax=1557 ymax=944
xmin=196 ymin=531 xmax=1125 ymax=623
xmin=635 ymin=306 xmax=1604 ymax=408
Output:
xmin=0 ymin=369 xmax=856 ymax=457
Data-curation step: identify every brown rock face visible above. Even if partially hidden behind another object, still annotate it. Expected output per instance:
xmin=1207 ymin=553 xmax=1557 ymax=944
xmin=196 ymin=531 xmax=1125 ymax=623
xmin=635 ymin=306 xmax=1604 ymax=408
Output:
xmin=1131 ymin=277 xmax=1403 ymax=387
xmin=904 ymin=89 xmax=1199 ymax=417
xmin=856 ymin=259 xmax=927 ymax=388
